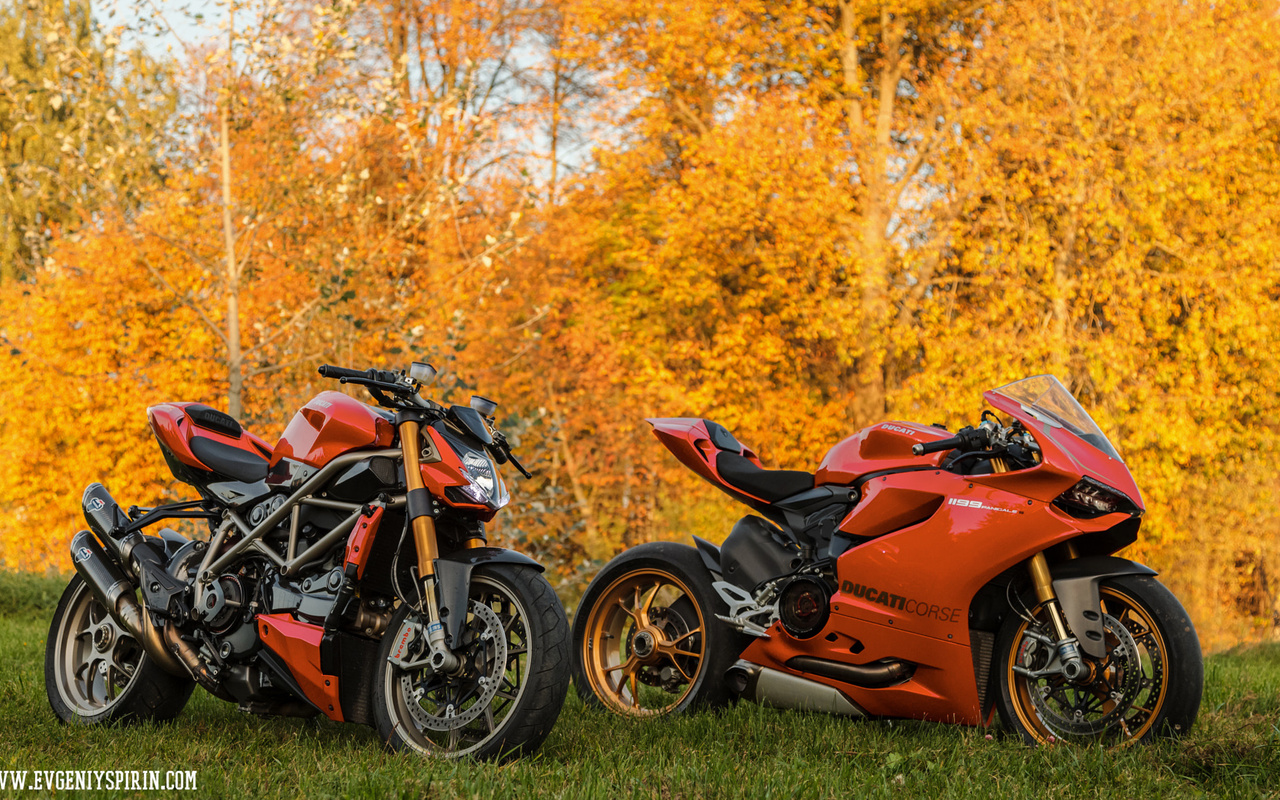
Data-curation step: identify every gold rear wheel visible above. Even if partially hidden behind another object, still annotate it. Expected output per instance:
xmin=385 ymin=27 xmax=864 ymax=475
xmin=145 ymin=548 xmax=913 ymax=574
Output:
xmin=579 ymin=568 xmax=708 ymax=716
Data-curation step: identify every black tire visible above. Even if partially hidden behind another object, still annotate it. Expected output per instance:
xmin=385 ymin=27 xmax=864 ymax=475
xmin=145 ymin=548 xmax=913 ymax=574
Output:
xmin=373 ymin=564 xmax=569 ymax=762
xmin=571 ymin=541 xmax=749 ymax=717
xmin=45 ymin=575 xmax=195 ymax=725
xmin=996 ymin=574 xmax=1202 ymax=746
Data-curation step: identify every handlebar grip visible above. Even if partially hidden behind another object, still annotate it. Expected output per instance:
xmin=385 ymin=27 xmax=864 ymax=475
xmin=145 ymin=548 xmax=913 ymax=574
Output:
xmin=318 ymin=364 xmax=365 ymax=380
xmin=912 ymin=436 xmax=964 ymax=456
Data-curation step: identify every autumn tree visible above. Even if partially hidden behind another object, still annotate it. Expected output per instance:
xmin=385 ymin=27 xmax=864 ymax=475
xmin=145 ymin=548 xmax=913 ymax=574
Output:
xmin=0 ymin=0 xmax=173 ymax=280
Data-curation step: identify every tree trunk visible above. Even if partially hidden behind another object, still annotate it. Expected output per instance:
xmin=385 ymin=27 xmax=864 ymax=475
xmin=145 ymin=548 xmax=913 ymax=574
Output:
xmin=220 ymin=14 xmax=242 ymax=418
xmin=839 ymin=4 xmax=905 ymax=425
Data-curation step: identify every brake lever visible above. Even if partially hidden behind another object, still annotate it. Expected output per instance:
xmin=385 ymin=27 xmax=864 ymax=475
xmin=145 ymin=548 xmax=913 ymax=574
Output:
xmin=506 ymin=450 xmax=533 ymax=479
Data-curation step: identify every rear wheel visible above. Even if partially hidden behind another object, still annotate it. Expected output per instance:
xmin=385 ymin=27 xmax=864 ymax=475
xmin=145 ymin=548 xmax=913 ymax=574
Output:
xmin=572 ymin=542 xmax=747 ymax=717
xmin=996 ymin=575 xmax=1202 ymax=746
xmin=373 ymin=564 xmax=569 ymax=761
xmin=45 ymin=575 xmax=195 ymax=725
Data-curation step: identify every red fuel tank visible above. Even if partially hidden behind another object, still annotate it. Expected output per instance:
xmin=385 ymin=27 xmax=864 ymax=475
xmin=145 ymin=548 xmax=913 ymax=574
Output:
xmin=271 ymin=391 xmax=396 ymax=469
xmin=815 ymin=422 xmax=951 ymax=486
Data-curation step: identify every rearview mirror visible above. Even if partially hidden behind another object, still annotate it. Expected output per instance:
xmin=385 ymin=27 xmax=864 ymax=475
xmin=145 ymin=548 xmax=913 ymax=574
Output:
xmin=471 ymin=395 xmax=498 ymax=417
xmin=409 ymin=362 xmax=438 ymax=385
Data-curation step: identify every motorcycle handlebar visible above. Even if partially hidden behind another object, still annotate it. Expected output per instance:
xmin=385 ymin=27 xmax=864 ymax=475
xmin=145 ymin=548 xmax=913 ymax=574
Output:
xmin=912 ymin=436 xmax=965 ymax=456
xmin=318 ymin=364 xmax=405 ymax=387
xmin=318 ymin=364 xmax=364 ymax=381
xmin=911 ymin=425 xmax=995 ymax=457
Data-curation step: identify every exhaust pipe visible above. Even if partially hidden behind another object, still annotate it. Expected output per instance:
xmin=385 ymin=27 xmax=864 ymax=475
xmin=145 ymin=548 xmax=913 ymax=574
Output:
xmin=163 ymin=624 xmax=224 ymax=695
xmin=786 ymin=655 xmax=914 ymax=688
xmin=71 ymin=531 xmax=186 ymax=677
xmin=726 ymin=660 xmax=866 ymax=717
xmin=81 ymin=484 xmax=186 ymax=616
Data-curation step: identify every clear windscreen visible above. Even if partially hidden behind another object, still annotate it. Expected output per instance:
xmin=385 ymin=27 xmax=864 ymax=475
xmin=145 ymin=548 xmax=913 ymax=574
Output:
xmin=993 ymin=375 xmax=1122 ymax=461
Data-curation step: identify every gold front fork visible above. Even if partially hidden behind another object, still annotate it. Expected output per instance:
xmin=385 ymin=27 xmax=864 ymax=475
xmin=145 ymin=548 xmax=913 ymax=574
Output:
xmin=399 ymin=418 xmax=457 ymax=671
xmin=400 ymin=420 xmax=439 ymax=579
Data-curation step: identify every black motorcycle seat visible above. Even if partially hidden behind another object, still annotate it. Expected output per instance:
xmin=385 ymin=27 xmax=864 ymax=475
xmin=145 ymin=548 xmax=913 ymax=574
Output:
xmin=189 ymin=436 xmax=269 ymax=482
xmin=716 ymin=451 xmax=815 ymax=503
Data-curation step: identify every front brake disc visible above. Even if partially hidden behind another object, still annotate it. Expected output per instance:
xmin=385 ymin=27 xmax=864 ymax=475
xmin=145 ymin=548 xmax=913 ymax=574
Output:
xmin=1027 ymin=613 xmax=1143 ymax=737
xmin=399 ymin=599 xmax=507 ymax=732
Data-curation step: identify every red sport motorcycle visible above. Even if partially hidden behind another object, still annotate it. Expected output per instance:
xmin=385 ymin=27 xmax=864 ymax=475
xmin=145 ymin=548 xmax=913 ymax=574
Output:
xmin=46 ymin=363 xmax=569 ymax=761
xmin=572 ymin=376 xmax=1202 ymax=745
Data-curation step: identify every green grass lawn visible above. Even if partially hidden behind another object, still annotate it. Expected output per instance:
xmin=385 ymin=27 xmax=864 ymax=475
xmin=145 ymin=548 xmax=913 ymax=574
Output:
xmin=1 ymin=570 xmax=1277 ymax=799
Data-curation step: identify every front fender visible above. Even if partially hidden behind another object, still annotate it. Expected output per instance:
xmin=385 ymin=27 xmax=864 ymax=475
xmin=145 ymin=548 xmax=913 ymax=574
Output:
xmin=1052 ymin=555 xmax=1157 ymax=659
xmin=435 ymin=548 xmax=544 ymax=649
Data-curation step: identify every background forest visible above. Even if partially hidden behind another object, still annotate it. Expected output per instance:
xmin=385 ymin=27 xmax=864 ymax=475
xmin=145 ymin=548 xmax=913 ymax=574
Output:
xmin=0 ymin=0 xmax=1276 ymax=652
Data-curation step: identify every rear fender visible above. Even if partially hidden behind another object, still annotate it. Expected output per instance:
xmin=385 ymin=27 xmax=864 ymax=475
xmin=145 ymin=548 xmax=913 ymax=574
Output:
xmin=434 ymin=548 xmax=544 ymax=649
xmin=1052 ymin=555 xmax=1157 ymax=659
xmin=691 ymin=535 xmax=723 ymax=576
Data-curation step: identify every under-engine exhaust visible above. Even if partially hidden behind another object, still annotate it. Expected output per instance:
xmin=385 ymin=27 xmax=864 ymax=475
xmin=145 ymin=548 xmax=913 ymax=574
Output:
xmin=70 ymin=530 xmax=185 ymax=676
xmin=786 ymin=655 xmax=914 ymax=688
xmin=726 ymin=661 xmax=866 ymax=717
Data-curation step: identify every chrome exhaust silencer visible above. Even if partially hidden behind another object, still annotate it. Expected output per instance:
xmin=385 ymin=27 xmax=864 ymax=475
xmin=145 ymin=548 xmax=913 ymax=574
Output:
xmin=726 ymin=660 xmax=866 ymax=717
xmin=70 ymin=531 xmax=186 ymax=676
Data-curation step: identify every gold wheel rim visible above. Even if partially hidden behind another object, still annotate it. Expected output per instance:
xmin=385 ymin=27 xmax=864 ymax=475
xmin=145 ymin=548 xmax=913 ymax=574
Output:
xmin=581 ymin=568 xmax=707 ymax=717
xmin=1007 ymin=585 xmax=1170 ymax=747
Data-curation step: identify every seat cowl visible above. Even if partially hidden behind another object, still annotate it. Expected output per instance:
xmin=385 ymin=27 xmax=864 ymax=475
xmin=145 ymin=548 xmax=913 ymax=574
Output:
xmin=184 ymin=403 xmax=243 ymax=438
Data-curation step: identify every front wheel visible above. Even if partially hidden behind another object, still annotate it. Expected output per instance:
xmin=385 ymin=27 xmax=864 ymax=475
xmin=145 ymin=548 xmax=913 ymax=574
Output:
xmin=372 ymin=564 xmax=569 ymax=762
xmin=996 ymin=574 xmax=1202 ymax=746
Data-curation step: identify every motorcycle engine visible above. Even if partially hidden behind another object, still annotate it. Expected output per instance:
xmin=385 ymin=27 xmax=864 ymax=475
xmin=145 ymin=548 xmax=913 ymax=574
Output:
xmin=778 ymin=575 xmax=831 ymax=639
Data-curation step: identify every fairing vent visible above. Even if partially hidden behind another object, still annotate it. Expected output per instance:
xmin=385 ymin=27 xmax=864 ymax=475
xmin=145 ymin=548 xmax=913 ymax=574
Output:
xmin=971 ymin=629 xmax=995 ymax=720
xmin=320 ymin=631 xmax=379 ymax=726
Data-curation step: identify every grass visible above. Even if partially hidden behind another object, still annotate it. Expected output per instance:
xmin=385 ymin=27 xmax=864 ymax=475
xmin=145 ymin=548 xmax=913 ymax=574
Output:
xmin=1 ymin=572 xmax=1277 ymax=799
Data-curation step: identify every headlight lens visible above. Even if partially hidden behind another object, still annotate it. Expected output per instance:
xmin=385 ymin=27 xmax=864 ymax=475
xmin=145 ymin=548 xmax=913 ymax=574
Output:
xmin=456 ymin=449 xmax=509 ymax=508
xmin=1054 ymin=477 xmax=1138 ymax=518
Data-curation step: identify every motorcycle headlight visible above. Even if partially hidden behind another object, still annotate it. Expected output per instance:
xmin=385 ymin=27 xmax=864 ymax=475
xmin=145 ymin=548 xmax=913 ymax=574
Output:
xmin=456 ymin=449 xmax=509 ymax=509
xmin=1054 ymin=477 xmax=1139 ymax=519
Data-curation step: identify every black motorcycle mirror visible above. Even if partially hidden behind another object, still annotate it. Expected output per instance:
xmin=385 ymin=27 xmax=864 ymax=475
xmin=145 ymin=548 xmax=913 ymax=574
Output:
xmin=471 ymin=395 xmax=498 ymax=418
xmin=409 ymin=362 xmax=438 ymax=385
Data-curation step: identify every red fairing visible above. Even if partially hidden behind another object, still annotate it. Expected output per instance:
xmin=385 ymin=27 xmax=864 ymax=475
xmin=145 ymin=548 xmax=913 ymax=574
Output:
xmin=816 ymin=422 xmax=951 ymax=486
xmin=147 ymin=402 xmax=273 ymax=472
xmin=979 ymin=392 xmax=1144 ymax=508
xmin=257 ymin=614 xmax=343 ymax=721
xmin=421 ymin=427 xmax=500 ymax=520
xmin=646 ymin=418 xmax=769 ymax=505
xmin=744 ymin=471 xmax=1134 ymax=723
xmin=271 ymin=391 xmax=396 ymax=469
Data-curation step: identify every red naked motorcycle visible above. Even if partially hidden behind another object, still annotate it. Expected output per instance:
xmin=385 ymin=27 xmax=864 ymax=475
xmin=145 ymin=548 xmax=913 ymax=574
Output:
xmin=572 ymin=376 xmax=1202 ymax=745
xmin=46 ymin=363 xmax=569 ymax=761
